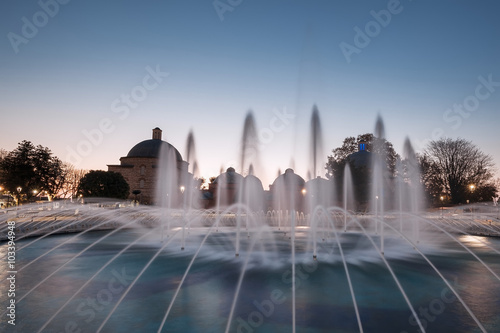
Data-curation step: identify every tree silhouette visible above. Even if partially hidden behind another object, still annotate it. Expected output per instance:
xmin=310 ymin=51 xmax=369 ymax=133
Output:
xmin=326 ymin=133 xmax=398 ymax=179
xmin=77 ymin=170 xmax=130 ymax=199
xmin=0 ymin=141 xmax=65 ymax=201
xmin=325 ymin=133 xmax=399 ymax=209
xmin=421 ymin=138 xmax=496 ymax=204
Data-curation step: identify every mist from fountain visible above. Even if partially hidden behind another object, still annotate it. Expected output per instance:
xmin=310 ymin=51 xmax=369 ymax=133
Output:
xmin=2 ymin=109 xmax=500 ymax=332
xmin=343 ymin=162 xmax=355 ymax=231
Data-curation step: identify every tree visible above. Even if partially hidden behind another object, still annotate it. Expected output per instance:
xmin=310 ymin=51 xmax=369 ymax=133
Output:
xmin=421 ymin=138 xmax=495 ymax=204
xmin=0 ymin=141 xmax=65 ymax=202
xmin=417 ymin=154 xmax=440 ymax=204
xmin=197 ymin=177 xmax=207 ymax=190
xmin=59 ymin=163 xmax=88 ymax=198
xmin=77 ymin=170 xmax=130 ymax=199
xmin=326 ymin=133 xmax=398 ymax=179
xmin=325 ymin=133 xmax=399 ymax=209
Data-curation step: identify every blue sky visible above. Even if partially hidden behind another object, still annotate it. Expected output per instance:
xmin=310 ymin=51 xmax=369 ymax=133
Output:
xmin=1 ymin=0 xmax=499 ymax=188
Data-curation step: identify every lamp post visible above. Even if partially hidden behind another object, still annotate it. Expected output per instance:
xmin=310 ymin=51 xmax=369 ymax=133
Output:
xmin=470 ymin=184 xmax=475 ymax=221
xmin=440 ymin=196 xmax=444 ymax=218
xmin=16 ymin=187 xmax=22 ymax=206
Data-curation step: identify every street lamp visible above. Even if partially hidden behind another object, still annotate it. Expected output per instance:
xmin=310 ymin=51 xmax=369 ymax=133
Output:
xmin=440 ymin=196 xmax=444 ymax=218
xmin=180 ymin=186 xmax=185 ymax=194
xmin=469 ymin=185 xmax=475 ymax=221
xmin=17 ymin=187 xmax=22 ymax=206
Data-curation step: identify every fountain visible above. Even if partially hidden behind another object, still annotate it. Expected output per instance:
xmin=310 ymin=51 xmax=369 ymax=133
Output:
xmin=1 ymin=110 xmax=500 ymax=333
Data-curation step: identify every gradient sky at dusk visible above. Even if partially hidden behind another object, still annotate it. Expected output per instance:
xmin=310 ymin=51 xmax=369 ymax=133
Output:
xmin=1 ymin=0 xmax=499 ymax=188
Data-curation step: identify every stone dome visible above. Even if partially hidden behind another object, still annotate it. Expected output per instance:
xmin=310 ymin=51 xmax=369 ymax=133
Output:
xmin=243 ymin=174 xmax=264 ymax=192
xmin=305 ymin=176 xmax=335 ymax=206
xmin=272 ymin=168 xmax=305 ymax=188
xmin=305 ymin=176 xmax=332 ymax=190
xmin=213 ymin=167 xmax=243 ymax=185
xmin=126 ymin=139 xmax=183 ymax=161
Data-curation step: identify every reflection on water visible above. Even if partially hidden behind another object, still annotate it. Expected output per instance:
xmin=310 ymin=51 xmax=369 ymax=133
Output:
xmin=458 ymin=235 xmax=494 ymax=248
xmin=1 ymin=228 xmax=499 ymax=333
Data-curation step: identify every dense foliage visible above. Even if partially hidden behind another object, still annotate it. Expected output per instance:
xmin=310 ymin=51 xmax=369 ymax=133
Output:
xmin=77 ymin=170 xmax=130 ymax=199
xmin=325 ymin=133 xmax=398 ymax=179
xmin=0 ymin=141 xmax=65 ymax=201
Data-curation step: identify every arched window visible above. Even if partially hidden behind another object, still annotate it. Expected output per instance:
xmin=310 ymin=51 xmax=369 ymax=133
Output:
xmin=140 ymin=165 xmax=146 ymax=175
xmin=139 ymin=179 xmax=145 ymax=188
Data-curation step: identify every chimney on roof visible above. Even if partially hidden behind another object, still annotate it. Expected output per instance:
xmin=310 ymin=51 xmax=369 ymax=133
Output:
xmin=152 ymin=127 xmax=162 ymax=140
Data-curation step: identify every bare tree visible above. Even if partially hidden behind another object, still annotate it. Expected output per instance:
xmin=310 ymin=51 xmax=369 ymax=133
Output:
xmin=59 ymin=163 xmax=88 ymax=199
xmin=421 ymin=138 xmax=495 ymax=204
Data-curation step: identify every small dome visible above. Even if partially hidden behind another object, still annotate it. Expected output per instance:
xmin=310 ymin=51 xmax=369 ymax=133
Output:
xmin=127 ymin=139 xmax=183 ymax=161
xmin=243 ymin=174 xmax=264 ymax=192
xmin=214 ymin=167 xmax=243 ymax=185
xmin=306 ymin=176 xmax=331 ymax=188
xmin=305 ymin=176 xmax=334 ymax=197
xmin=243 ymin=174 xmax=265 ymax=211
xmin=272 ymin=168 xmax=305 ymax=188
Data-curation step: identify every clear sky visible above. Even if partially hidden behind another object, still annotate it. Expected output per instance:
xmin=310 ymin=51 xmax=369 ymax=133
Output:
xmin=1 ymin=0 xmax=499 ymax=189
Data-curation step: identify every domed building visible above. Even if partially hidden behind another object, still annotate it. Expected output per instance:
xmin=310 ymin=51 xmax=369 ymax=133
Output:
xmin=242 ymin=174 xmax=265 ymax=211
xmin=269 ymin=169 xmax=306 ymax=212
xmin=203 ymin=167 xmax=266 ymax=211
xmin=107 ymin=127 xmax=188 ymax=205
xmin=205 ymin=167 xmax=243 ymax=209
xmin=305 ymin=176 xmax=335 ymax=210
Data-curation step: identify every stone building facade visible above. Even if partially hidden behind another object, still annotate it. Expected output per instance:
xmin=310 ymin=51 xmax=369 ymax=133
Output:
xmin=107 ymin=127 xmax=188 ymax=205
